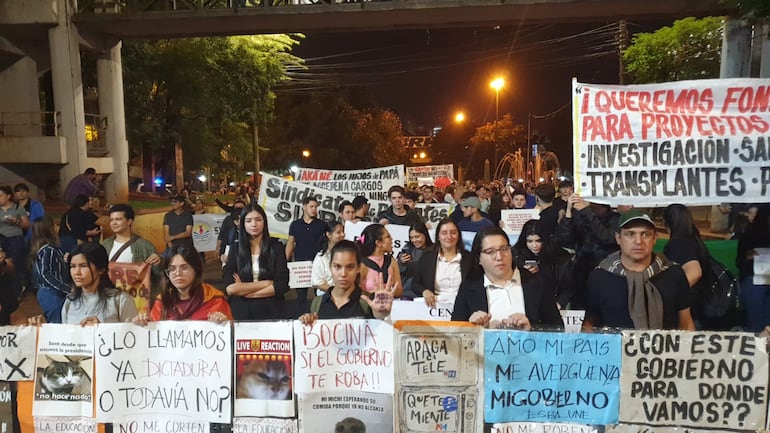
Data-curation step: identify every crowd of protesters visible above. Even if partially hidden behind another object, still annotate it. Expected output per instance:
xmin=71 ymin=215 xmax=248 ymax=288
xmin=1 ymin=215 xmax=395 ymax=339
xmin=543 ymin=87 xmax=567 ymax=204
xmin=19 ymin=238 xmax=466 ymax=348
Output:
xmin=1 ymin=167 xmax=766 ymax=336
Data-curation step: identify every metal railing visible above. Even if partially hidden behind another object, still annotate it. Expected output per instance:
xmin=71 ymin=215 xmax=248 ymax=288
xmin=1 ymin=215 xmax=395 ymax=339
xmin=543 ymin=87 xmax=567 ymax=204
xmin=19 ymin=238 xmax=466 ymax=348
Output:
xmin=77 ymin=0 xmax=375 ymax=13
xmin=0 ymin=111 xmax=60 ymax=137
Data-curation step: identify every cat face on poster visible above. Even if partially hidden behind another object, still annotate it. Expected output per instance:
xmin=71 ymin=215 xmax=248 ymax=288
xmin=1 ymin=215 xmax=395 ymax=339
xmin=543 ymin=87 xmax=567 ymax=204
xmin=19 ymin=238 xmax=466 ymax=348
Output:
xmin=237 ymin=359 xmax=291 ymax=400
xmin=36 ymin=355 xmax=92 ymax=396
xmin=335 ymin=417 xmax=365 ymax=433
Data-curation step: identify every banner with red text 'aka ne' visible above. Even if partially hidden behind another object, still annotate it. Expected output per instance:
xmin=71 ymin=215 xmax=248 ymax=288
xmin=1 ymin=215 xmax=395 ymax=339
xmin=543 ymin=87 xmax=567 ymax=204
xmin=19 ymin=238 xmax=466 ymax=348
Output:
xmin=573 ymin=78 xmax=770 ymax=206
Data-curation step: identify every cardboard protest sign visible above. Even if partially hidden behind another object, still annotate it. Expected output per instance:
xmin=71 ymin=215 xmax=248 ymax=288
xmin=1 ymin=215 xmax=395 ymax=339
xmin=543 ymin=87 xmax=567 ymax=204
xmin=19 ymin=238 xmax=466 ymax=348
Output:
xmin=233 ymin=418 xmax=297 ymax=433
xmin=35 ymin=417 xmax=96 ymax=433
xmin=295 ymin=165 xmax=405 ymax=201
xmin=492 ymin=422 xmax=597 ymax=433
xmin=33 ymin=324 xmax=95 ymax=417
xmin=288 ymin=261 xmax=313 ymax=289
xmin=606 ymin=425 xmax=718 ymax=433
xmin=620 ymin=330 xmax=768 ymax=430
xmin=0 ymin=382 xmax=12 ymax=433
xmin=484 ymin=330 xmax=621 ymax=425
xmin=560 ymin=310 xmax=586 ymax=334
xmin=298 ymin=391 xmax=393 ymax=433
xmin=390 ymin=300 xmax=454 ymax=322
xmin=364 ymin=201 xmax=452 ymax=226
xmin=500 ymin=209 xmax=540 ymax=235
xmin=406 ymin=165 xmax=455 ymax=185
xmin=258 ymin=173 xmax=348 ymax=239
xmin=117 ymin=419 xmax=208 ymax=433
xmin=108 ymin=262 xmax=152 ymax=314
xmin=234 ymin=322 xmax=295 ymax=418
xmin=0 ymin=326 xmax=36 ymax=381
xmin=192 ymin=214 xmax=226 ymax=252
xmin=293 ymin=319 xmax=394 ymax=394
xmin=394 ymin=321 xmax=483 ymax=433
xmin=95 ymin=322 xmax=232 ymax=423
xmin=573 ymin=78 xmax=770 ymax=205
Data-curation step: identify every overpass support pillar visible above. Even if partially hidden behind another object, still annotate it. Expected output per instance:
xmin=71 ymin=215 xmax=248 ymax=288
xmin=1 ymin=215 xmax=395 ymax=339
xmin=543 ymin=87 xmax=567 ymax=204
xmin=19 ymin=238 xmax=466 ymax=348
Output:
xmin=720 ymin=16 xmax=752 ymax=78
xmin=49 ymin=0 xmax=88 ymax=196
xmin=0 ymin=57 xmax=42 ymax=135
xmin=98 ymin=42 xmax=129 ymax=204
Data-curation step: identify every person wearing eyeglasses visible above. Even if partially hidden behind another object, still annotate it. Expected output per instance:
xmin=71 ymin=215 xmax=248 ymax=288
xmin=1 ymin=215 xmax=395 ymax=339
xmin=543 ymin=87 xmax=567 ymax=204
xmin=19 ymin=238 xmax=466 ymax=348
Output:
xmin=133 ymin=245 xmax=231 ymax=324
xmin=451 ymin=226 xmax=563 ymax=330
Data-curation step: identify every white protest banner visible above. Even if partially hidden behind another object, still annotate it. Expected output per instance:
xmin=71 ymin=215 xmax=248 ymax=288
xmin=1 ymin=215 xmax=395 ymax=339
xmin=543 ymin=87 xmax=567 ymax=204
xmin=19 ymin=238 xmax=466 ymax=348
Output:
xmin=258 ymin=172 xmax=347 ymax=239
xmin=233 ymin=321 xmax=295 ymax=417
xmin=573 ymin=78 xmax=770 ymax=206
xmin=492 ymin=423 xmax=597 ymax=433
xmin=0 ymin=326 xmax=36 ymax=381
xmin=288 ymin=261 xmax=313 ymax=289
xmin=620 ymin=330 xmax=768 ymax=430
xmin=485 ymin=330 xmax=621 ymax=425
xmin=406 ymin=165 xmax=455 ymax=184
xmin=298 ymin=391 xmax=393 ymax=433
xmin=500 ymin=209 xmax=540 ymax=235
xmin=344 ymin=221 xmax=411 ymax=256
xmin=390 ymin=300 xmax=453 ymax=322
xmin=35 ymin=417 xmax=96 ymax=433
xmin=33 ymin=324 xmax=95 ymax=417
xmin=95 ymin=321 xmax=232 ymax=423
xmin=413 ymin=203 xmax=452 ymax=226
xmin=192 ymin=214 xmax=227 ymax=252
xmin=560 ymin=310 xmax=585 ymax=333
xmin=394 ymin=321 xmax=483 ymax=433
xmin=117 ymin=419 xmax=208 ymax=433
xmin=293 ymin=319 xmax=394 ymax=394
xmin=233 ymin=418 xmax=297 ymax=433
xmin=295 ymin=165 xmax=405 ymax=202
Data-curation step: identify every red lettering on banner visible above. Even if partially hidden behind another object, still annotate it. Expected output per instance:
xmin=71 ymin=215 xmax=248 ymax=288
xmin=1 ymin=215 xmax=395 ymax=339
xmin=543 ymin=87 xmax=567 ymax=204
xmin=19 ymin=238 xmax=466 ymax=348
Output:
xmin=302 ymin=322 xmax=377 ymax=350
xmin=582 ymin=114 xmax=632 ymax=142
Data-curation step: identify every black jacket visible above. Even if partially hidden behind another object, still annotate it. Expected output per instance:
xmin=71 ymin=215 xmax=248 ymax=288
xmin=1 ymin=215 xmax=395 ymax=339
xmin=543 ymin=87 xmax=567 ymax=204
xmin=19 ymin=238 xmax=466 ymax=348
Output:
xmin=412 ymin=249 xmax=473 ymax=297
xmin=451 ymin=267 xmax=564 ymax=329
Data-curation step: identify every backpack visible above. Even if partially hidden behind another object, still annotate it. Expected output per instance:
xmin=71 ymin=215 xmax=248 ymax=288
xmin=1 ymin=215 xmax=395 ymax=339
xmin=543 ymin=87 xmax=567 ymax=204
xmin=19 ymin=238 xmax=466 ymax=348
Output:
xmin=697 ymin=256 xmax=741 ymax=320
xmin=361 ymin=254 xmax=392 ymax=284
xmin=309 ymin=294 xmax=371 ymax=316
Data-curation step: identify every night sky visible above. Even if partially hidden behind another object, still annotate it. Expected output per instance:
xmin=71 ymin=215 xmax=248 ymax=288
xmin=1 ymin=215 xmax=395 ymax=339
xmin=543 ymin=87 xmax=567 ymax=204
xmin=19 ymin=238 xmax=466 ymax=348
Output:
xmin=287 ymin=20 xmax=671 ymax=170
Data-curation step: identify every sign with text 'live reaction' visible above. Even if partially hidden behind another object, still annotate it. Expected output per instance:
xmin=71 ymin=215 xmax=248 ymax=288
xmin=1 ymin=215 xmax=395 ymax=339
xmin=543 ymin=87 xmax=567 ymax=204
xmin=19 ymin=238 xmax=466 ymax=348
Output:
xmin=573 ymin=78 xmax=770 ymax=206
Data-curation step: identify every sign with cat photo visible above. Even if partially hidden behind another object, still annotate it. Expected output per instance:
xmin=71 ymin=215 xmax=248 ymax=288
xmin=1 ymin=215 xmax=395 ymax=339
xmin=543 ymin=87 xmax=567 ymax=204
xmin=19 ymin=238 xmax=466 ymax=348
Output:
xmin=0 ymin=325 xmax=37 ymax=381
xmin=33 ymin=324 xmax=95 ymax=418
xmin=233 ymin=322 xmax=295 ymax=418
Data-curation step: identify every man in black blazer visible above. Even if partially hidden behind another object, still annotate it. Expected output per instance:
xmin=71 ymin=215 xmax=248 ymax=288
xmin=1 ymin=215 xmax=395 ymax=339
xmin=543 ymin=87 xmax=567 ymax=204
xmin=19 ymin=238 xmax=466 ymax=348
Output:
xmin=451 ymin=226 xmax=563 ymax=330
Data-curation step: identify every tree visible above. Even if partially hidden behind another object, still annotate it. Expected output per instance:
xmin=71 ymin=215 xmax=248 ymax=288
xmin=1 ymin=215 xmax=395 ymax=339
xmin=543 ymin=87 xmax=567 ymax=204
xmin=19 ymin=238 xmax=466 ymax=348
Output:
xmin=352 ymin=109 xmax=406 ymax=167
xmin=466 ymin=114 xmax=526 ymax=178
xmin=622 ymin=17 xmax=723 ymax=84
xmin=122 ymin=35 xmax=303 ymax=187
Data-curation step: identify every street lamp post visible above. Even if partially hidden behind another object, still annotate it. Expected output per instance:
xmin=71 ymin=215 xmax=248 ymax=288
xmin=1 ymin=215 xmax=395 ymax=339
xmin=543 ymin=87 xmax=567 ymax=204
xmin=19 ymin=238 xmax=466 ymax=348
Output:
xmin=490 ymin=77 xmax=504 ymax=180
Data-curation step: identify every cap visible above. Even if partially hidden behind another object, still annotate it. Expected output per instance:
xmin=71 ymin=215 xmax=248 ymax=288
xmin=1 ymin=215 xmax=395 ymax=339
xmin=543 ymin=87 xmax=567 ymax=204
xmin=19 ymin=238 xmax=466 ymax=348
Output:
xmin=618 ymin=209 xmax=655 ymax=229
xmin=461 ymin=196 xmax=482 ymax=209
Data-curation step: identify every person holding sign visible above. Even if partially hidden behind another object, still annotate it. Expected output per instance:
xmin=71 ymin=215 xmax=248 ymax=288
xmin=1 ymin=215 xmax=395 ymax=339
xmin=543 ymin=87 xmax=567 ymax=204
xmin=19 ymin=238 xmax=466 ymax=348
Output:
xmin=223 ymin=203 xmax=289 ymax=320
xmin=583 ymin=210 xmax=695 ymax=331
xmin=299 ymin=240 xmax=394 ymax=325
xmin=512 ymin=219 xmax=574 ymax=310
xmin=398 ymin=222 xmax=434 ymax=299
xmin=134 ymin=245 xmax=231 ymax=323
xmin=311 ymin=221 xmax=345 ymax=295
xmin=451 ymin=226 xmax=563 ymax=330
xmin=413 ymin=218 xmax=471 ymax=308
xmin=378 ymin=186 xmax=423 ymax=226
xmin=359 ymin=224 xmax=403 ymax=298
xmin=57 ymin=243 xmax=137 ymax=326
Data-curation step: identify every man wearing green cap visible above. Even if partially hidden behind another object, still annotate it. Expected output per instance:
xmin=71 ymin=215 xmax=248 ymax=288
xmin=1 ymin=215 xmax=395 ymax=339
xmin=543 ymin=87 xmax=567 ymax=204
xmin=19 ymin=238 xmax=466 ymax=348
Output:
xmin=583 ymin=209 xmax=695 ymax=331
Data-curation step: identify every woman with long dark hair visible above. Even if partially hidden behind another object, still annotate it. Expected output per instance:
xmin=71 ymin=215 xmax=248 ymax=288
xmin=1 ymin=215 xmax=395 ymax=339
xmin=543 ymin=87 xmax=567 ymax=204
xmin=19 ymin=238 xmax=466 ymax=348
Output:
xmin=413 ymin=219 xmax=471 ymax=308
xmin=512 ymin=219 xmax=574 ymax=309
xmin=359 ymin=223 xmax=403 ymax=298
xmin=223 ymin=203 xmax=289 ymax=320
xmin=58 ymin=194 xmax=100 ymax=254
xmin=398 ymin=222 xmax=434 ymax=299
xmin=30 ymin=218 xmax=71 ymax=323
xmin=311 ymin=221 xmax=345 ymax=295
xmin=134 ymin=245 xmax=231 ymax=323
xmin=451 ymin=226 xmax=562 ymax=329
xmin=300 ymin=240 xmax=393 ymax=325
xmin=61 ymin=243 xmax=137 ymax=325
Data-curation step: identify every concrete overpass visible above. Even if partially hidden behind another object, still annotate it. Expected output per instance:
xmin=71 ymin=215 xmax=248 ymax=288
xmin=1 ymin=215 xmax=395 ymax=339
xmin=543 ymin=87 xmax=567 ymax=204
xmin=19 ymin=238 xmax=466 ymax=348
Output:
xmin=0 ymin=0 xmax=744 ymax=202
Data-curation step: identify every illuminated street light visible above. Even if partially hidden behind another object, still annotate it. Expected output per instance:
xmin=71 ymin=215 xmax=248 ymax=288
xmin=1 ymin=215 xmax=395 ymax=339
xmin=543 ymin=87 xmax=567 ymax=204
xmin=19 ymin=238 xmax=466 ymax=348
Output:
xmin=419 ymin=151 xmax=427 ymax=159
xmin=198 ymin=174 xmax=207 ymax=182
xmin=454 ymin=111 xmax=465 ymax=123
xmin=490 ymin=77 xmax=505 ymax=177
xmin=290 ymin=165 xmax=298 ymax=174
xmin=302 ymin=149 xmax=311 ymax=158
